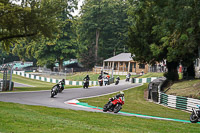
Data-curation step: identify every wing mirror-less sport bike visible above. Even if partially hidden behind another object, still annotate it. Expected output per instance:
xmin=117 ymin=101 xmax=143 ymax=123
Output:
xmin=98 ymin=79 xmax=103 ymax=86
xmin=115 ymin=78 xmax=119 ymax=85
xmin=190 ymin=105 xmax=200 ymax=123
xmin=83 ymin=79 xmax=89 ymax=88
xmin=104 ymin=78 xmax=109 ymax=86
xmin=103 ymin=97 xmax=124 ymax=113
xmin=50 ymin=81 xmax=64 ymax=98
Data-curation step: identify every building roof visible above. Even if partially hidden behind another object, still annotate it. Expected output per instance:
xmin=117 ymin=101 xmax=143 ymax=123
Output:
xmin=104 ymin=53 xmax=134 ymax=62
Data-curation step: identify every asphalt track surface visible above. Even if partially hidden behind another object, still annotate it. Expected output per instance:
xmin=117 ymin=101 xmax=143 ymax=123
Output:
xmin=0 ymin=81 xmax=141 ymax=112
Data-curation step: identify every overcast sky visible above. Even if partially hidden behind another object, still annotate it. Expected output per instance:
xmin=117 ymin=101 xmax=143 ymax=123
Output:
xmin=72 ymin=0 xmax=84 ymax=16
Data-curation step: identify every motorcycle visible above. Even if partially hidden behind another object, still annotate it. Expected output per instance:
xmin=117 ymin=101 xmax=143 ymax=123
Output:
xmin=50 ymin=81 xmax=65 ymax=98
xmin=190 ymin=105 xmax=200 ymax=123
xmin=125 ymin=77 xmax=130 ymax=82
xmin=103 ymin=97 xmax=124 ymax=113
xmin=115 ymin=78 xmax=119 ymax=85
xmin=98 ymin=79 xmax=103 ymax=86
xmin=51 ymin=84 xmax=59 ymax=98
xmin=83 ymin=79 xmax=89 ymax=88
xmin=104 ymin=78 xmax=109 ymax=86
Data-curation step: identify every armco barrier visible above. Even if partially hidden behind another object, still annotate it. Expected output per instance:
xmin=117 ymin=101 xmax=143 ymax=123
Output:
xmin=159 ymin=92 xmax=200 ymax=112
xmin=146 ymin=77 xmax=200 ymax=112
xmin=13 ymin=71 xmax=98 ymax=86
xmin=133 ymin=77 xmax=158 ymax=83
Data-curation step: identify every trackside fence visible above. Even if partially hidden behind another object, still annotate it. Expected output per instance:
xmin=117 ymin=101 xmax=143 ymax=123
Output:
xmin=159 ymin=92 xmax=200 ymax=112
xmin=147 ymin=77 xmax=200 ymax=112
xmin=13 ymin=71 xmax=98 ymax=86
xmin=132 ymin=77 xmax=158 ymax=83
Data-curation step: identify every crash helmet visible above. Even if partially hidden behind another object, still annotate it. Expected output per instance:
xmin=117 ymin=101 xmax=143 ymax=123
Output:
xmin=120 ymin=91 xmax=124 ymax=96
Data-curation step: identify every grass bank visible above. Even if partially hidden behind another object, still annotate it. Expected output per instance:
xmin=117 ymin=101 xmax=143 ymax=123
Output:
xmin=166 ymin=79 xmax=200 ymax=99
xmin=66 ymin=72 xmax=139 ymax=81
xmin=0 ymin=101 xmax=199 ymax=133
xmin=139 ymin=72 xmax=164 ymax=78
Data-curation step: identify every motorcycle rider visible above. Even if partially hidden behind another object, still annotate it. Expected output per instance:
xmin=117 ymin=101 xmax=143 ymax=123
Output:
xmin=98 ymin=74 xmax=103 ymax=80
xmin=110 ymin=91 xmax=125 ymax=102
xmin=116 ymin=76 xmax=120 ymax=81
xmin=60 ymin=79 xmax=65 ymax=91
xmin=83 ymin=75 xmax=90 ymax=87
xmin=126 ymin=73 xmax=131 ymax=82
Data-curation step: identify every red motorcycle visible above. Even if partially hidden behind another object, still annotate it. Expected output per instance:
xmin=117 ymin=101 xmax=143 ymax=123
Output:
xmin=103 ymin=97 xmax=124 ymax=113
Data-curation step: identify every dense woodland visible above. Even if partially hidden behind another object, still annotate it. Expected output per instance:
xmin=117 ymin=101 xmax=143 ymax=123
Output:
xmin=1 ymin=0 xmax=200 ymax=81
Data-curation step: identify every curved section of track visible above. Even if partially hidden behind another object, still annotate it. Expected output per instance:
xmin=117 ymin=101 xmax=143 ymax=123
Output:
xmin=0 ymin=81 xmax=141 ymax=111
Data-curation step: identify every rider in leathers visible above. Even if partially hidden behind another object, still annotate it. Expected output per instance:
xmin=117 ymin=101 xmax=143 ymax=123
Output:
xmin=109 ymin=91 xmax=125 ymax=103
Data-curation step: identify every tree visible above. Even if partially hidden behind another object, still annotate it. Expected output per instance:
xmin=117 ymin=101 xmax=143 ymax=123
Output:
xmin=78 ymin=0 xmax=129 ymax=68
xmin=0 ymin=0 xmax=70 ymax=50
xmin=127 ymin=0 xmax=200 ymax=81
xmin=11 ymin=0 xmax=78 ymax=71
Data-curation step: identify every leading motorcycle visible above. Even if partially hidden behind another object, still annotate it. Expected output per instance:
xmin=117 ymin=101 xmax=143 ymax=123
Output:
xmin=190 ymin=105 xmax=200 ymax=123
xmin=51 ymin=84 xmax=59 ymax=98
xmin=103 ymin=97 xmax=124 ymax=113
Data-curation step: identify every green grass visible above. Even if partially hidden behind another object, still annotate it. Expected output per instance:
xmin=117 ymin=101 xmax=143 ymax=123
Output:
xmin=66 ymin=72 xmax=139 ymax=81
xmin=0 ymin=101 xmax=200 ymax=133
xmin=139 ymin=72 xmax=183 ymax=80
xmin=166 ymin=79 xmax=200 ymax=99
xmin=139 ymin=72 xmax=164 ymax=78
xmin=80 ymin=84 xmax=190 ymax=120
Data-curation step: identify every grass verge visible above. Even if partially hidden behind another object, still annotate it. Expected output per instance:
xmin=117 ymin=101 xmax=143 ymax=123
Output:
xmin=0 ymin=101 xmax=200 ymax=133
xmin=166 ymin=79 xmax=200 ymax=99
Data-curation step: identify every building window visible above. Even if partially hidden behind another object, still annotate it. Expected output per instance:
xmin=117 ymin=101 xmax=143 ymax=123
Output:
xmin=139 ymin=64 xmax=145 ymax=69
xmin=120 ymin=62 xmax=123 ymax=66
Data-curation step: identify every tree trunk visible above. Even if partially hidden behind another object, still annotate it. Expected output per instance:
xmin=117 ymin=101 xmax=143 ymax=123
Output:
xmin=59 ymin=59 xmax=64 ymax=72
xmin=164 ymin=61 xmax=179 ymax=81
xmin=183 ymin=61 xmax=195 ymax=79
xmin=95 ymin=29 xmax=100 ymax=65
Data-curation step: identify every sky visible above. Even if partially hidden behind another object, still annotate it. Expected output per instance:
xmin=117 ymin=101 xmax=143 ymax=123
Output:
xmin=11 ymin=0 xmax=84 ymax=16
xmin=72 ymin=0 xmax=84 ymax=16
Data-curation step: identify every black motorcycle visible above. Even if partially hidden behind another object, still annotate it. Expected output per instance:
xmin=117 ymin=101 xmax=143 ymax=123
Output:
xmin=50 ymin=80 xmax=65 ymax=97
xmin=190 ymin=105 xmax=200 ymax=123
xmin=51 ymin=84 xmax=59 ymax=98
xmin=115 ymin=78 xmax=119 ymax=85
xmin=83 ymin=79 xmax=89 ymax=88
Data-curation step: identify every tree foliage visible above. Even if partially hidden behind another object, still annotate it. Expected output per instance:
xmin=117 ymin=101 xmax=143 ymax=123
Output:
xmin=127 ymin=0 xmax=200 ymax=81
xmin=11 ymin=0 xmax=78 ymax=71
xmin=77 ymin=0 xmax=129 ymax=68
xmin=0 ymin=0 xmax=73 ymax=50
